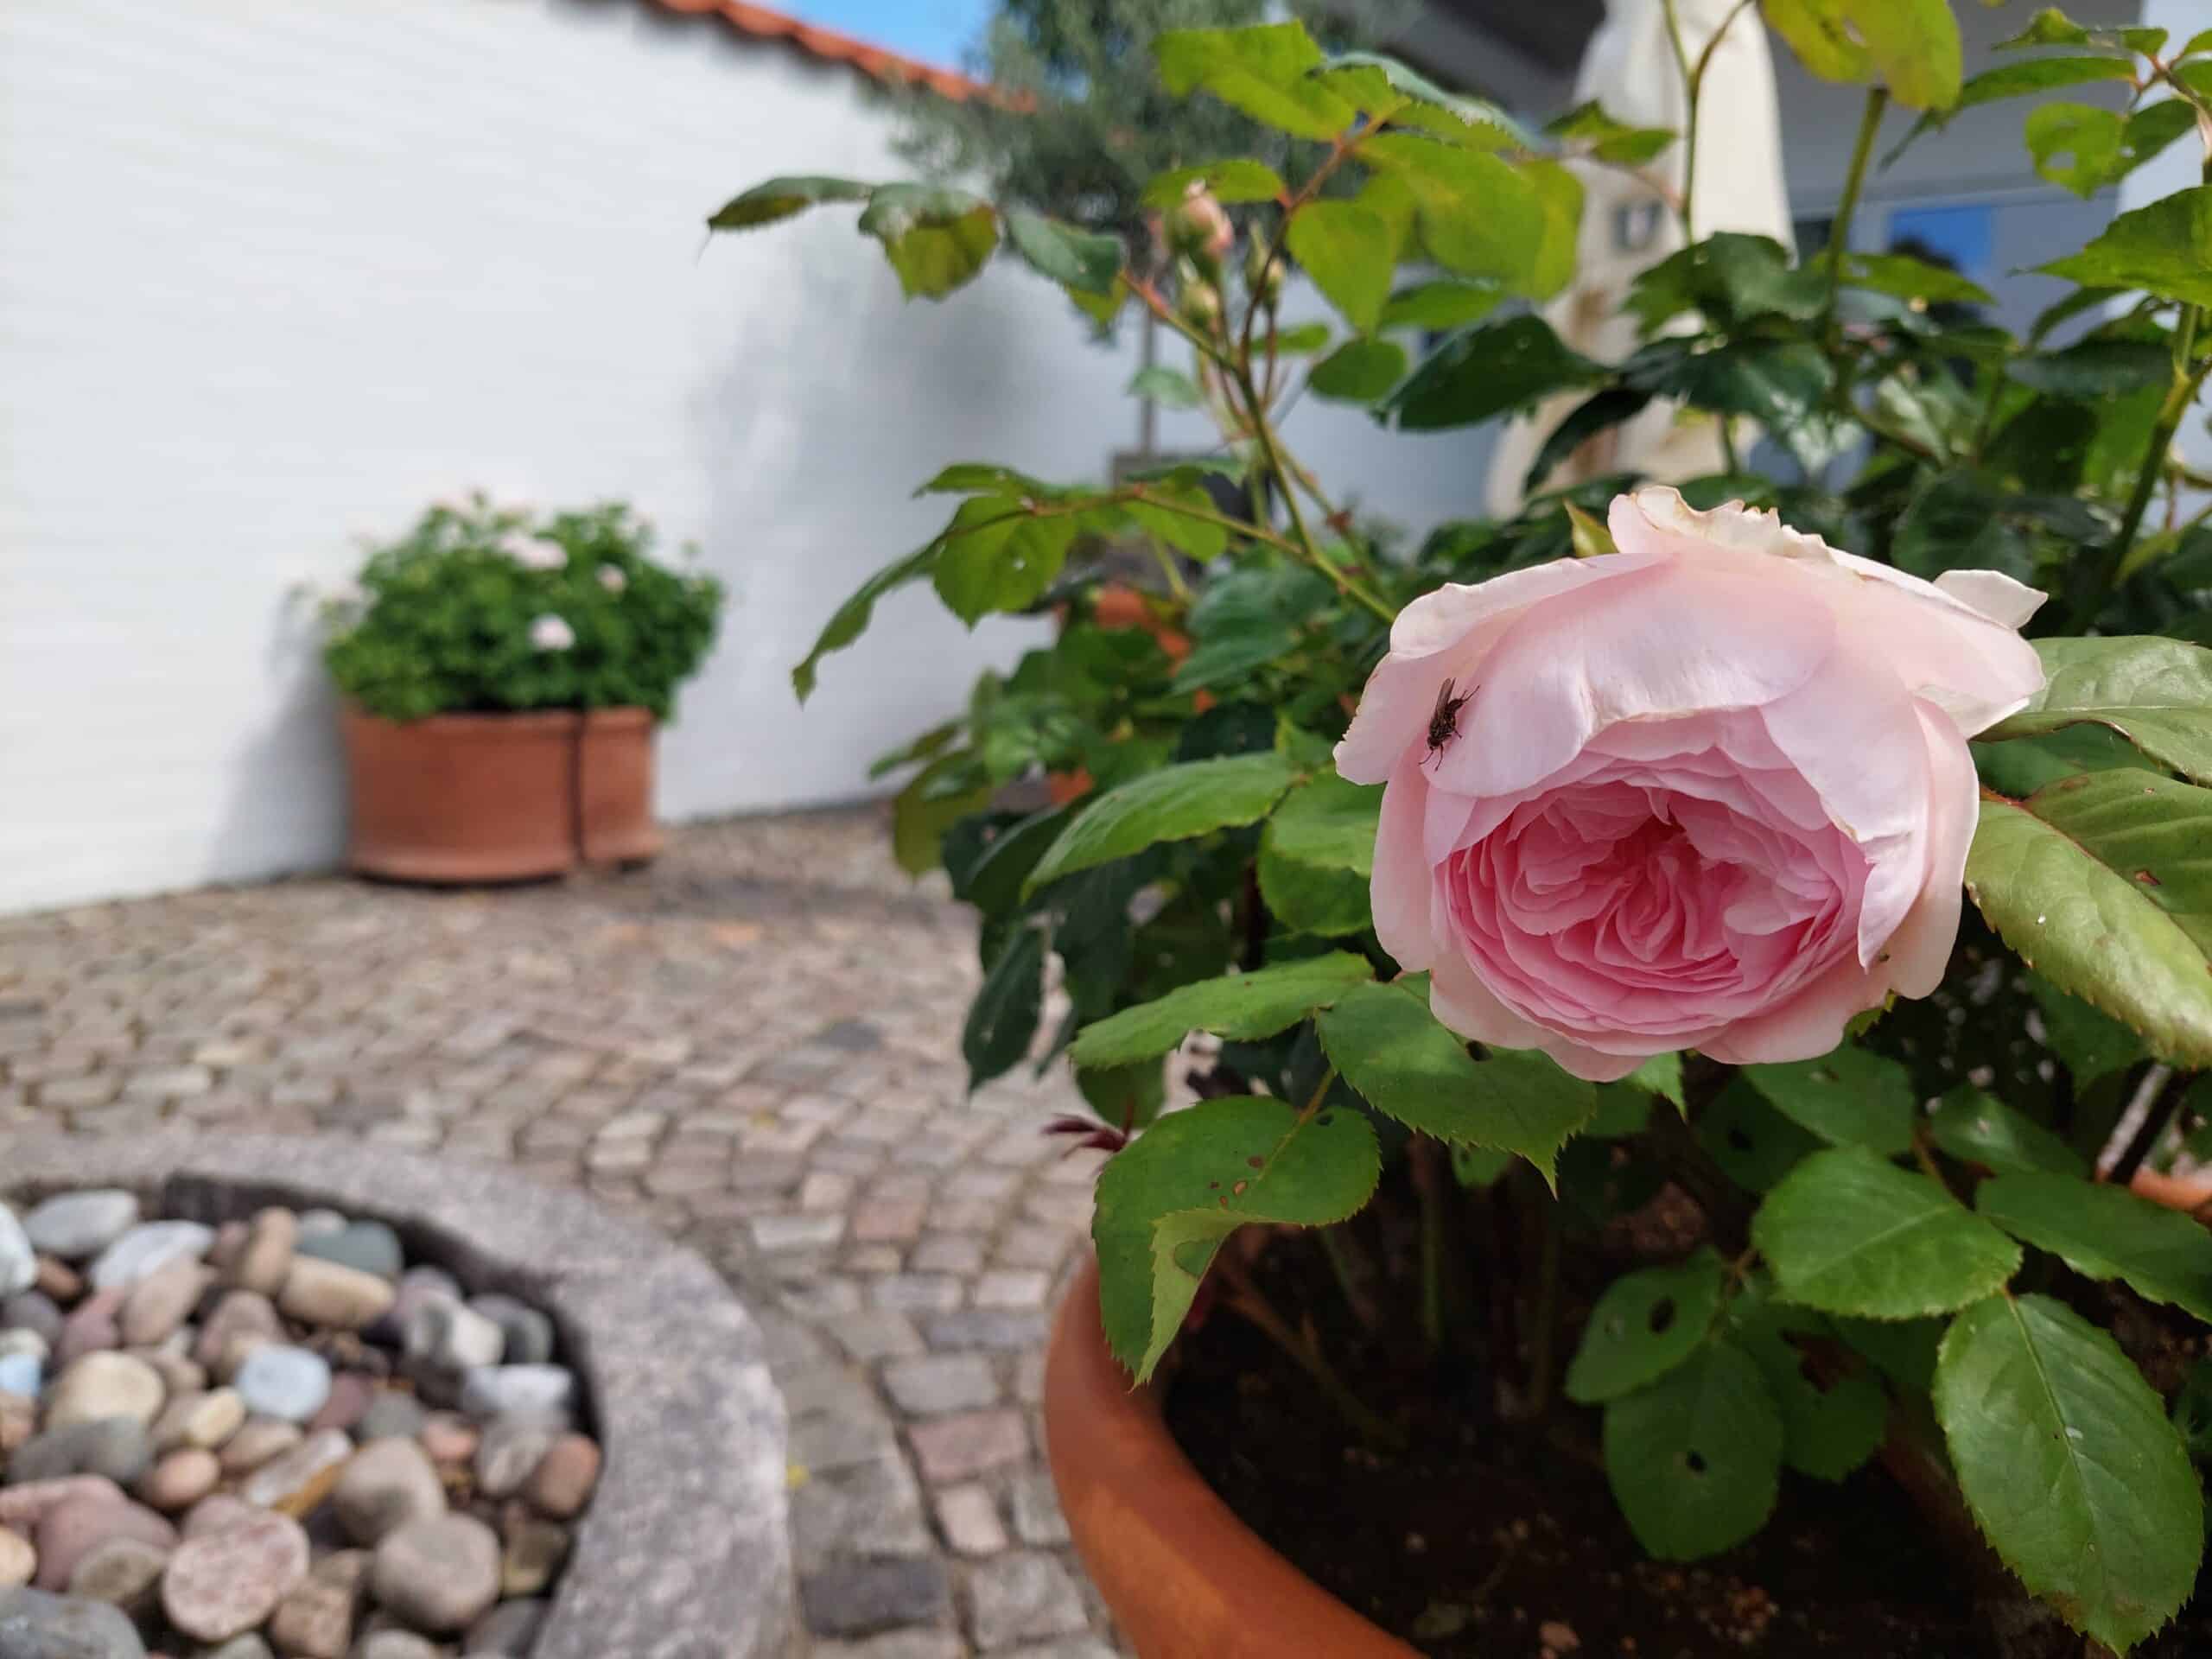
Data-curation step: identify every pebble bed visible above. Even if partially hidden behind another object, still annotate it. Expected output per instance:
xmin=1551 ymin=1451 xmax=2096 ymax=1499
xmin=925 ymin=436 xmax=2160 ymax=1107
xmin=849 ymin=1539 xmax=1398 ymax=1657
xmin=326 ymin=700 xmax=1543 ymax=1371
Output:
xmin=0 ymin=1190 xmax=601 ymax=1659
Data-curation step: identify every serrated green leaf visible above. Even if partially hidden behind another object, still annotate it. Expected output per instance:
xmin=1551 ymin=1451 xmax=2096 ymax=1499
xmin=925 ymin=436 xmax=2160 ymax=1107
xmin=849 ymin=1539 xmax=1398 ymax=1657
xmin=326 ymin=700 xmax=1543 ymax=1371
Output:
xmin=914 ymin=463 xmax=1058 ymax=498
xmin=1700 ymin=1078 xmax=1824 ymax=1192
xmin=1126 ymin=366 xmax=1203 ymax=410
xmin=1625 ymin=1052 xmax=1686 ymax=1110
xmin=1979 ymin=1171 xmax=2212 ymax=1324
xmin=963 ymin=806 xmax=1073 ymax=917
xmin=1586 ymin=1083 xmax=1656 ymax=1139
xmin=1313 ymin=52 xmax=1535 ymax=148
xmin=1362 ymin=134 xmax=1547 ymax=290
xmin=1935 ymin=1294 xmax=2202 ymax=1653
xmin=1266 ymin=770 xmax=1382 ymax=874
xmin=1024 ymin=752 xmax=1303 ymax=895
xmin=1095 ymin=1095 xmax=1381 ymax=1380
xmin=1567 ymin=1250 xmax=1728 ymax=1404
xmin=1285 ymin=201 xmax=1394 ymax=334
xmin=707 ymin=174 xmax=872 ymax=231
xmin=1307 ymin=338 xmax=1408 ymax=403
xmin=2007 ymin=336 xmax=2173 ymax=397
xmin=1138 ymin=160 xmax=1287 ymax=210
xmin=1844 ymin=251 xmax=1997 ymax=308
xmin=1451 ymin=1144 xmax=1514 ymax=1188
xmin=931 ymin=497 xmax=1081 ymax=625
xmin=1834 ymin=1313 xmax=1945 ymax=1392
xmin=1604 ymin=1341 xmax=1783 ymax=1560
xmin=1926 ymin=1084 xmax=2087 ymax=1177
xmin=1270 ymin=321 xmax=1332 ymax=354
xmin=1376 ymin=279 xmax=1504 ymax=332
xmin=1385 ymin=315 xmax=1605 ymax=431
xmin=1724 ymin=1280 xmax=1889 ymax=1481
xmin=964 ymin=925 xmax=1045 ymax=1090
xmin=1004 ymin=209 xmax=1122 ymax=296
xmin=1067 ymin=953 xmax=1375 ymax=1069
xmin=1759 ymin=0 xmax=1960 ymax=105
xmin=1628 ymin=233 xmax=1826 ymax=332
xmin=1547 ymin=99 xmax=1675 ymax=165
xmin=1742 ymin=1044 xmax=1917 ymax=1156
xmin=1125 ymin=486 xmax=1228 ymax=563
xmin=1979 ymin=636 xmax=2212 ymax=786
xmin=2041 ymin=185 xmax=2212 ymax=308
xmin=1966 ymin=773 xmax=2212 ymax=1069
xmin=2171 ymin=1357 xmax=2212 ymax=1458
xmin=1315 ymin=979 xmax=1595 ymax=1182
xmin=1255 ymin=844 xmax=1371 ymax=937
xmin=791 ymin=541 xmax=938 ymax=701
xmin=2025 ymin=102 xmax=2127 ymax=198
xmin=1154 ymin=22 xmax=1357 ymax=142
xmin=859 ymin=184 xmax=1001 ymax=300
xmin=1762 ymin=0 xmax=1872 ymax=82
xmin=2028 ymin=972 xmax=2147 ymax=1084
xmin=1075 ymin=1057 xmax=1166 ymax=1131
xmin=1753 ymin=1147 xmax=2021 ymax=1318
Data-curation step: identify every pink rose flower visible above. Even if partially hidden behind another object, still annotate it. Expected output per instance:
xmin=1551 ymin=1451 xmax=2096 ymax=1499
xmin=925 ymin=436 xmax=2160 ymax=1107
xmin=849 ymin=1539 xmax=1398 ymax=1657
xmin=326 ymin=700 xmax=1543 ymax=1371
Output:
xmin=1335 ymin=486 xmax=2047 ymax=1082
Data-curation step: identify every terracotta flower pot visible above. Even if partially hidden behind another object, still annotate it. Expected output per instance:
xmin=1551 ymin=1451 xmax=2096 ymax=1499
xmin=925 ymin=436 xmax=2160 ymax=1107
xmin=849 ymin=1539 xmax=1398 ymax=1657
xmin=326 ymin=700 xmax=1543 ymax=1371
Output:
xmin=1044 ymin=1257 xmax=1419 ymax=1659
xmin=579 ymin=707 xmax=662 ymax=867
xmin=342 ymin=707 xmax=580 ymax=883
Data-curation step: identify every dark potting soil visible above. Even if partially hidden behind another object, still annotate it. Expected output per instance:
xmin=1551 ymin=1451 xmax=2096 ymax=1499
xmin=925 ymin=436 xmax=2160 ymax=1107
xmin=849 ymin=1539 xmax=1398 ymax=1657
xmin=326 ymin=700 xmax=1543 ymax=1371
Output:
xmin=1164 ymin=1224 xmax=2212 ymax=1659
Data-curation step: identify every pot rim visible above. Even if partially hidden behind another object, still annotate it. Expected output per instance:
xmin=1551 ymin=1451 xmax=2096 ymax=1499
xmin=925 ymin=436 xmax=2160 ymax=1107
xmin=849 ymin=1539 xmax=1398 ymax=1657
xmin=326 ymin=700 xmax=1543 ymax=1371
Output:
xmin=1043 ymin=1255 xmax=1421 ymax=1659
xmin=340 ymin=704 xmax=657 ymax=733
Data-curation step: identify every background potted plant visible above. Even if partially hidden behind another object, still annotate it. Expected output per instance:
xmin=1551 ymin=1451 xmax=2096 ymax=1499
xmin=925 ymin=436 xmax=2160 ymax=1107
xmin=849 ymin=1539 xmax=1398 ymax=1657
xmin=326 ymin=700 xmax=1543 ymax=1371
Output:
xmin=715 ymin=8 xmax=2212 ymax=1653
xmin=321 ymin=497 xmax=722 ymax=882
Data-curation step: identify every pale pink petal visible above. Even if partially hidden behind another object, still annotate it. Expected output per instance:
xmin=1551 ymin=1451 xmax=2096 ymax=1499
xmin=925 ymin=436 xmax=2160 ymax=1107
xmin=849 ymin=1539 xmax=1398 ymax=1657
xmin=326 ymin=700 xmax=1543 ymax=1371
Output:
xmin=1878 ymin=701 xmax=1977 ymax=1000
xmin=1933 ymin=569 xmax=2045 ymax=630
xmin=1370 ymin=748 xmax=1435 ymax=971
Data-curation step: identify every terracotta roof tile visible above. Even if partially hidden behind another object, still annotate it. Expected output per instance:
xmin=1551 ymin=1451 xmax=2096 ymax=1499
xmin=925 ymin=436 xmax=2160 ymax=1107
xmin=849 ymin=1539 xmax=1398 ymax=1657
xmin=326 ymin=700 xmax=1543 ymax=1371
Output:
xmin=649 ymin=0 xmax=1002 ymax=103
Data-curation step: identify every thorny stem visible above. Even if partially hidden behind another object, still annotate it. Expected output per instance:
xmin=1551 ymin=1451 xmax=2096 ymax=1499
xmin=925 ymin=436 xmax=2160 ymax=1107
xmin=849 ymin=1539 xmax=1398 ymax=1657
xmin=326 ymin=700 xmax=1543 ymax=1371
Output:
xmin=1230 ymin=364 xmax=1397 ymax=623
xmin=1823 ymin=88 xmax=1891 ymax=343
xmin=1658 ymin=0 xmax=1756 ymax=240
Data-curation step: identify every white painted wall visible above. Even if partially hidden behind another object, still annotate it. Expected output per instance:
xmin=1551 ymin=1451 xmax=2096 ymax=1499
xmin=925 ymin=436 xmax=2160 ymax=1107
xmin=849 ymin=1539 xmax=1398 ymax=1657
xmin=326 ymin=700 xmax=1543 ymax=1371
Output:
xmin=2124 ymin=0 xmax=2209 ymax=487
xmin=0 ymin=0 xmax=1488 ymax=916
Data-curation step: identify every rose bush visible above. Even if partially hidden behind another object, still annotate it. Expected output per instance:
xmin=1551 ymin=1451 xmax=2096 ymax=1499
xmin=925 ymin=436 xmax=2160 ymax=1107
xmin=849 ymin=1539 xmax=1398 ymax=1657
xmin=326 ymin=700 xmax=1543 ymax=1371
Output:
xmin=715 ymin=8 xmax=2212 ymax=1650
xmin=1340 ymin=486 xmax=2047 ymax=1079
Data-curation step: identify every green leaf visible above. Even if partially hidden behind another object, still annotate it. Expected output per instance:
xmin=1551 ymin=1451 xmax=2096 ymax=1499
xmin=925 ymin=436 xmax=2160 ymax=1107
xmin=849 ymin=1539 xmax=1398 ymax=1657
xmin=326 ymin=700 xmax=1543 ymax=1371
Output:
xmin=1255 ymin=846 xmax=1369 ymax=936
xmin=1723 ymin=1281 xmax=1889 ymax=1481
xmin=1561 ymin=500 xmax=1616 ymax=559
xmin=1312 ymin=52 xmax=1535 ymax=149
xmin=2041 ymin=185 xmax=2212 ymax=307
xmin=1154 ymin=22 xmax=1357 ymax=143
xmin=1998 ymin=8 xmax=2167 ymax=54
xmin=791 ymin=542 xmax=937 ymax=701
xmin=1741 ymin=1045 xmax=1917 ymax=1156
xmin=2028 ymin=972 xmax=2147 ymax=1084
xmin=891 ymin=754 xmax=991 ymax=875
xmin=1270 ymin=321 xmax=1332 ymax=354
xmin=1926 ymin=1084 xmax=2088 ymax=1178
xmin=963 ymin=925 xmax=1045 ymax=1089
xmin=1125 ymin=486 xmax=1228 ymax=563
xmin=1074 ymin=1058 xmax=1166 ymax=1131
xmin=1266 ymin=771 xmax=1382 ymax=874
xmin=1024 ymin=752 xmax=1303 ymax=895
xmin=1700 ymin=1078 xmax=1824 ymax=1192
xmin=1628 ymin=233 xmax=1825 ymax=332
xmin=1307 ymin=338 xmax=1408 ymax=403
xmin=1844 ymin=251 xmax=1996 ymax=308
xmin=1094 ymin=1095 xmax=1381 ymax=1380
xmin=1376 ymin=279 xmax=1504 ymax=332
xmin=1385 ymin=315 xmax=1605 ymax=431
xmin=1518 ymin=159 xmax=1585 ymax=302
xmin=1567 ymin=1250 xmax=1729 ymax=1404
xmin=1126 ymin=366 xmax=1202 ymax=410
xmin=2024 ymin=102 xmax=2127 ymax=197
xmin=2007 ymin=336 xmax=2173 ymax=398
xmin=1547 ymin=99 xmax=1675 ymax=165
xmin=1315 ymin=979 xmax=1595 ymax=1183
xmin=859 ymin=184 xmax=1001 ymax=300
xmin=1966 ymin=772 xmax=2212 ymax=1068
xmin=1759 ymin=0 xmax=1961 ymax=106
xmin=1935 ymin=1294 xmax=2202 ymax=1654
xmin=707 ymin=174 xmax=871 ymax=231
xmin=1138 ymin=160 xmax=1287 ymax=210
xmin=932 ymin=497 xmax=1081 ymax=625
xmin=1362 ymin=135 xmax=1547 ymax=290
xmin=1285 ymin=201 xmax=1394 ymax=334
xmin=914 ymin=462 xmax=1057 ymax=498
xmin=1752 ymin=1147 xmax=2021 ymax=1319
xmin=1979 ymin=637 xmax=2212 ymax=786
xmin=1171 ymin=566 xmax=1330 ymax=693
xmin=1451 ymin=1145 xmax=1514 ymax=1189
xmin=1761 ymin=0 xmax=1872 ymax=83
xmin=963 ymin=806 xmax=1073 ymax=917
xmin=1004 ymin=209 xmax=1121 ymax=296
xmin=1625 ymin=1052 xmax=1686 ymax=1111
xmin=1603 ymin=1341 xmax=1783 ymax=1560
xmin=1979 ymin=1171 xmax=2212 ymax=1324
xmin=1068 ymin=952 xmax=1374 ymax=1069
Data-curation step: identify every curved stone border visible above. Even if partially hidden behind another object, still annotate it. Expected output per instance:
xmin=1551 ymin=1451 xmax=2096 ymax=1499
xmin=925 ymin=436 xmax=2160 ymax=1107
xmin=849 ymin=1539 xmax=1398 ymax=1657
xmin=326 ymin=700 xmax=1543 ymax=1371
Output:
xmin=0 ymin=1131 xmax=798 ymax=1659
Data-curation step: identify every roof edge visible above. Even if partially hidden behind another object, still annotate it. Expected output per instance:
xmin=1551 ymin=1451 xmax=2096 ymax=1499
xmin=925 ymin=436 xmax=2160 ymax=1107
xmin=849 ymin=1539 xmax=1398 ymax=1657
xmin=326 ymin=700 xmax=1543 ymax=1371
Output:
xmin=648 ymin=0 xmax=1001 ymax=104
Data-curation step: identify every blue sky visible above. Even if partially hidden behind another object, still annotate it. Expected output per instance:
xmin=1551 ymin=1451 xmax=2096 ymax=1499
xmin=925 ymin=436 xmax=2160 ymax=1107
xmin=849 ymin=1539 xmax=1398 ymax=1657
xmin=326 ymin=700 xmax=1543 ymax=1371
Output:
xmin=788 ymin=0 xmax=995 ymax=67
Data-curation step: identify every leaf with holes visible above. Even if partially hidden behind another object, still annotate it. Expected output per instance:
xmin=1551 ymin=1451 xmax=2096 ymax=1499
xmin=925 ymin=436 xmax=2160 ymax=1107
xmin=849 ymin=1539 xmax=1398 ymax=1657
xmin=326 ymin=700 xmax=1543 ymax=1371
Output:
xmin=1094 ymin=1095 xmax=1381 ymax=1380
xmin=1700 ymin=1079 xmax=1824 ymax=1192
xmin=1979 ymin=637 xmax=2212 ymax=787
xmin=1724 ymin=1278 xmax=1889 ymax=1481
xmin=1753 ymin=1148 xmax=2021 ymax=1319
xmin=2042 ymin=185 xmax=2212 ymax=308
xmin=1024 ymin=752 xmax=1304 ymax=895
xmin=1567 ymin=1250 xmax=1728 ymax=1404
xmin=859 ymin=184 xmax=1001 ymax=300
xmin=1154 ymin=22 xmax=1357 ymax=142
xmin=1979 ymin=1171 xmax=2212 ymax=1325
xmin=2025 ymin=103 xmax=2127 ymax=198
xmin=1604 ymin=1341 xmax=1783 ymax=1560
xmin=1316 ymin=978 xmax=1596 ymax=1183
xmin=963 ymin=925 xmax=1045 ymax=1090
xmin=1936 ymin=1294 xmax=2202 ymax=1653
xmin=1926 ymin=1085 xmax=2087 ymax=1178
xmin=1741 ymin=1045 xmax=1916 ymax=1156
xmin=1966 ymin=771 xmax=2212 ymax=1068
xmin=707 ymin=175 xmax=872 ymax=231
xmin=1067 ymin=953 xmax=1374 ymax=1069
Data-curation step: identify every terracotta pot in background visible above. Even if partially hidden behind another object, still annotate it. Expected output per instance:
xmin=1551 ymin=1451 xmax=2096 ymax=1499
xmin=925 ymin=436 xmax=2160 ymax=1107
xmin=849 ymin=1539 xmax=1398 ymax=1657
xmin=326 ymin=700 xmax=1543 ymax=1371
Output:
xmin=342 ymin=708 xmax=580 ymax=883
xmin=579 ymin=707 xmax=663 ymax=866
xmin=1044 ymin=1257 xmax=1418 ymax=1659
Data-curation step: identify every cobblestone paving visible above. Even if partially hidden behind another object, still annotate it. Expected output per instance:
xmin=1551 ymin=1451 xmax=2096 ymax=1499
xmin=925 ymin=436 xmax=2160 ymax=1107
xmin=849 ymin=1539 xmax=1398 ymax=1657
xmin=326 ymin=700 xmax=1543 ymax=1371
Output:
xmin=0 ymin=810 xmax=1124 ymax=1659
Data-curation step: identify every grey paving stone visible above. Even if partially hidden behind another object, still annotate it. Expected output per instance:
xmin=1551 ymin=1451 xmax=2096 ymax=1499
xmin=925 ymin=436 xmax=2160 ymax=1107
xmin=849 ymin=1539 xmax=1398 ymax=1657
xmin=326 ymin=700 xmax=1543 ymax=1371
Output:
xmin=966 ymin=1551 xmax=1090 ymax=1650
xmin=799 ymin=1556 xmax=954 ymax=1637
